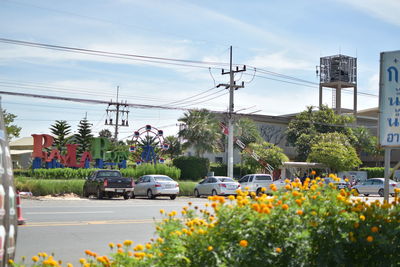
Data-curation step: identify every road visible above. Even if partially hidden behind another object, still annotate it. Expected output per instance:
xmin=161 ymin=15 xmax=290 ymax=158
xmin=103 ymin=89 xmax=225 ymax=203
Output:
xmin=15 ymin=196 xmax=208 ymax=265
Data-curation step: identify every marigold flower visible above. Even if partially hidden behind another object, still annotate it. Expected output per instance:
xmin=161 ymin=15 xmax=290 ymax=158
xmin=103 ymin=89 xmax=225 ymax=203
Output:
xmin=134 ymin=244 xmax=144 ymax=251
xmin=354 ymin=222 xmax=360 ymax=228
xmin=117 ymin=248 xmax=124 ymax=254
xmin=285 ymin=184 xmax=291 ymax=190
xmin=157 ymin=237 xmax=164 ymax=243
xmin=295 ymin=199 xmax=302 ymax=206
xmin=188 ymin=201 xmax=192 ymax=205
xmin=281 ymin=204 xmax=289 ymax=210
xmin=275 ymin=247 xmax=282 ymax=253
xmin=239 ymin=240 xmax=248 ymax=247
xmin=117 ymin=243 xmax=122 ymax=248
xmin=296 ymin=210 xmax=303 ymax=215
xmin=228 ymin=195 xmax=235 ymax=200
xmin=311 ymin=170 xmax=316 ymax=176
xmin=159 ymin=209 xmax=165 ymax=214
xmin=146 ymin=243 xmax=152 ymax=249
xmin=79 ymin=258 xmax=86 ymax=264
xmin=371 ymin=226 xmax=379 ymax=233
xmin=207 ymin=246 xmax=213 ymax=251
xmin=32 ymin=256 xmax=39 ymax=262
xmin=261 ymin=187 xmax=267 ymax=192
xmin=123 ymin=240 xmax=133 ymax=247
xmin=211 ymin=203 xmax=217 ymax=208
xmin=67 ymin=263 xmax=73 ymax=267
xmin=360 ymin=215 xmax=366 ymax=221
xmin=108 ymin=242 xmax=115 ymax=249
xmin=366 ymin=236 xmax=374 ymax=242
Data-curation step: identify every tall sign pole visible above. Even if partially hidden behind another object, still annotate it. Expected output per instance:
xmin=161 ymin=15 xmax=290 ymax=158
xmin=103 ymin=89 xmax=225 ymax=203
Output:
xmin=379 ymin=50 xmax=400 ymax=202
xmin=219 ymin=46 xmax=246 ymax=178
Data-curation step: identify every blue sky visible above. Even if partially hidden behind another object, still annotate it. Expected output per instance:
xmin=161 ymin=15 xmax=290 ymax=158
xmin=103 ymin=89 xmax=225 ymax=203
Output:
xmin=0 ymin=0 xmax=399 ymax=140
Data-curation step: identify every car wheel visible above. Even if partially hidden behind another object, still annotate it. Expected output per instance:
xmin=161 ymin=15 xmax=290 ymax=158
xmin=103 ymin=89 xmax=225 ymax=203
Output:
xmin=194 ymin=189 xmax=200 ymax=198
xmin=83 ymin=186 xmax=89 ymax=198
xmin=378 ymin=189 xmax=384 ymax=197
xmin=211 ymin=189 xmax=218 ymax=196
xmin=147 ymin=189 xmax=155 ymax=199
xmin=131 ymin=192 xmax=136 ymax=199
xmin=123 ymin=193 xmax=130 ymax=200
xmin=96 ymin=187 xmax=104 ymax=200
xmin=170 ymin=195 xmax=177 ymax=200
xmin=364 ymin=194 xmax=369 ymax=197
xmin=256 ymin=188 xmax=262 ymax=196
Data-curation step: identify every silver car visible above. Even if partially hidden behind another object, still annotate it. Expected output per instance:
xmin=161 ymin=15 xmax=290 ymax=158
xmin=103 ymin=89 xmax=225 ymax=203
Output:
xmin=353 ymin=178 xmax=398 ymax=197
xmin=194 ymin=176 xmax=241 ymax=197
xmin=133 ymin=175 xmax=179 ymax=200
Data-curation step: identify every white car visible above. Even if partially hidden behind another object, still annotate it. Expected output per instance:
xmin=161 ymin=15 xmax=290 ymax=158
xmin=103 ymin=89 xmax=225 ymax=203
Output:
xmin=238 ymin=174 xmax=274 ymax=194
xmin=353 ymin=178 xmax=398 ymax=197
xmin=133 ymin=175 xmax=179 ymax=200
xmin=194 ymin=176 xmax=240 ymax=197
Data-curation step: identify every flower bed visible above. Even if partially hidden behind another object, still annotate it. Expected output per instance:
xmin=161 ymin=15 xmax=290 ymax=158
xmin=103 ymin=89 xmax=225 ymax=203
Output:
xmin=11 ymin=175 xmax=400 ymax=266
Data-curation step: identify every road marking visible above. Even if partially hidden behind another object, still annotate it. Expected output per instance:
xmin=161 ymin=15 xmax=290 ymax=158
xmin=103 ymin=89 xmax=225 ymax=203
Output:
xmin=22 ymin=202 xmax=207 ymax=209
xmin=26 ymin=211 xmax=114 ymax=215
xmin=20 ymin=218 xmax=160 ymax=227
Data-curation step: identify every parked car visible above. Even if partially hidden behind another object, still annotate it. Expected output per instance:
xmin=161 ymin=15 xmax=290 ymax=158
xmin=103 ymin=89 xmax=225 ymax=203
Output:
xmin=194 ymin=176 xmax=240 ymax=197
xmin=322 ymin=177 xmax=350 ymax=190
xmin=238 ymin=174 xmax=274 ymax=195
xmin=83 ymin=170 xmax=134 ymax=199
xmin=133 ymin=175 xmax=179 ymax=200
xmin=352 ymin=178 xmax=399 ymax=197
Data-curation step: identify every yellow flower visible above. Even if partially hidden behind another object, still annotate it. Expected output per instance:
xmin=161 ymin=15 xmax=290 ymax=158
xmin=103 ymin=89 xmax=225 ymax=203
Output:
xmin=207 ymin=246 xmax=213 ymax=251
xmin=261 ymin=187 xmax=267 ymax=192
xmin=79 ymin=258 xmax=86 ymax=264
xmin=134 ymin=244 xmax=144 ymax=251
xmin=275 ymin=247 xmax=282 ymax=253
xmin=159 ymin=209 xmax=165 ymax=214
xmin=146 ymin=243 xmax=152 ymax=249
xmin=281 ymin=204 xmax=289 ymax=210
xmin=239 ymin=240 xmax=248 ymax=247
xmin=67 ymin=264 xmax=73 ymax=267
xmin=123 ymin=240 xmax=133 ymax=247
xmin=157 ymin=237 xmax=164 ymax=243
xmin=228 ymin=195 xmax=235 ymax=200
xmin=32 ymin=256 xmax=39 ymax=262
xmin=371 ymin=226 xmax=379 ymax=233
xmin=360 ymin=215 xmax=366 ymax=221
xmin=366 ymin=236 xmax=374 ymax=242
xmin=244 ymin=186 xmax=250 ymax=191
xmin=108 ymin=242 xmax=115 ymax=249
xmin=285 ymin=184 xmax=291 ymax=190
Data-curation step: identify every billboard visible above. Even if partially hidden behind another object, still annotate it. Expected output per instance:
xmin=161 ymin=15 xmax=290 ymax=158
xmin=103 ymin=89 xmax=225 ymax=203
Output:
xmin=379 ymin=50 xmax=400 ymax=147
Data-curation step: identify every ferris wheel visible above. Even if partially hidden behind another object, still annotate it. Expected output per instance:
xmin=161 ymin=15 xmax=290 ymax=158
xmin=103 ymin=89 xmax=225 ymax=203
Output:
xmin=129 ymin=125 xmax=169 ymax=164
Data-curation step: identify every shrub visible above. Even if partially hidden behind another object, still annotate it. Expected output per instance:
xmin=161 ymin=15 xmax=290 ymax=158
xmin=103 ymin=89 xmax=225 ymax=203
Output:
xmin=360 ymin=167 xmax=385 ymax=178
xmin=31 ymin=168 xmax=97 ymax=179
xmin=178 ymin=181 xmax=198 ymax=196
xmin=209 ymin=164 xmax=252 ymax=178
xmin=13 ymin=169 xmax=33 ymax=177
xmin=15 ymin=178 xmax=84 ymax=196
xmin=173 ymin=156 xmax=209 ymax=180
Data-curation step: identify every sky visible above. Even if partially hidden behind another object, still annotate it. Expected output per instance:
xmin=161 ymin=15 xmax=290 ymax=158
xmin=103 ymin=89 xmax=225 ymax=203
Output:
xmin=0 ymin=0 xmax=399 ymax=141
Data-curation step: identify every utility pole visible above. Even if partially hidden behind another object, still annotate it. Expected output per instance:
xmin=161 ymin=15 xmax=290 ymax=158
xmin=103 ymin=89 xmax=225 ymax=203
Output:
xmin=105 ymin=86 xmax=130 ymax=143
xmin=218 ymin=46 xmax=246 ymax=178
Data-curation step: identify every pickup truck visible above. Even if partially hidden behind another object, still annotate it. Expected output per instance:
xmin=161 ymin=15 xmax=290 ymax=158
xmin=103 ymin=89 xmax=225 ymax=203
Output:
xmin=238 ymin=174 xmax=274 ymax=195
xmin=82 ymin=170 xmax=134 ymax=199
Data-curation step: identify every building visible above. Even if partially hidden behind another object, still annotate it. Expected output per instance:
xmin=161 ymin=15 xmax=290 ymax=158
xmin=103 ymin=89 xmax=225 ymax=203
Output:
xmin=9 ymin=137 xmax=33 ymax=169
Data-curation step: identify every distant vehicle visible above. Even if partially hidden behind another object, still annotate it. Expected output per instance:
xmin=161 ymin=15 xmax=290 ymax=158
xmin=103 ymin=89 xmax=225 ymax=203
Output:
xmin=352 ymin=178 xmax=399 ymax=197
xmin=133 ymin=175 xmax=179 ymax=200
xmin=194 ymin=176 xmax=240 ymax=197
xmin=322 ymin=177 xmax=350 ymax=190
xmin=238 ymin=174 xmax=274 ymax=195
xmin=83 ymin=170 xmax=134 ymax=200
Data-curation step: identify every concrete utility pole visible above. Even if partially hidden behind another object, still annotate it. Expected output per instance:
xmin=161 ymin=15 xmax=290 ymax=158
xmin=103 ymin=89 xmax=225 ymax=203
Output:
xmin=218 ymin=46 xmax=246 ymax=178
xmin=105 ymin=86 xmax=130 ymax=143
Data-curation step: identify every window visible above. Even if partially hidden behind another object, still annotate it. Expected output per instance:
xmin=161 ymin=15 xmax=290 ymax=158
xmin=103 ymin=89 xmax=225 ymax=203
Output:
xmin=143 ymin=177 xmax=151 ymax=183
xmin=373 ymin=179 xmax=383 ymax=184
xmin=249 ymin=176 xmax=254 ymax=182
xmin=215 ymin=157 xmax=223 ymax=164
xmin=154 ymin=176 xmax=173 ymax=181
xmin=209 ymin=178 xmax=217 ymax=183
xmin=363 ymin=180 xmax=373 ymax=185
xmin=239 ymin=176 xmax=249 ymax=183
xmin=255 ymin=175 xmax=272 ymax=181
xmin=218 ymin=178 xmax=234 ymax=182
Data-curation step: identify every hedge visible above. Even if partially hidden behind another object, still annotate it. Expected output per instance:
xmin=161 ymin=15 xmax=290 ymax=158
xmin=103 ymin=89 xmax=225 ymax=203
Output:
xmin=359 ymin=167 xmax=385 ymax=178
xmin=209 ymin=164 xmax=252 ymax=178
xmin=173 ymin=156 xmax=209 ymax=180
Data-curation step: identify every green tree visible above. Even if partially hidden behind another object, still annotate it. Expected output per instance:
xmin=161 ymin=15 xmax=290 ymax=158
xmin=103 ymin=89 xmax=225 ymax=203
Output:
xmin=234 ymin=117 xmax=263 ymax=147
xmin=75 ymin=118 xmax=93 ymax=156
xmin=2 ymin=109 xmax=21 ymax=140
xmin=164 ymin=135 xmax=183 ymax=160
xmin=50 ymin=120 xmax=71 ymax=154
xmin=307 ymin=132 xmax=361 ymax=172
xmin=286 ymin=105 xmax=355 ymax=161
xmin=98 ymin=129 xmax=113 ymax=140
xmin=352 ymin=127 xmax=376 ymax=156
xmin=242 ymin=141 xmax=289 ymax=172
xmin=178 ymin=109 xmax=222 ymax=157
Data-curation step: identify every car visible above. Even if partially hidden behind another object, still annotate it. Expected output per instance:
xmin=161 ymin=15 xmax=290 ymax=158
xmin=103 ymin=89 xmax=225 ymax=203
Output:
xmin=238 ymin=174 xmax=274 ymax=195
xmin=133 ymin=175 xmax=179 ymax=200
xmin=352 ymin=178 xmax=399 ymax=197
xmin=83 ymin=170 xmax=134 ymax=199
xmin=322 ymin=177 xmax=350 ymax=190
xmin=194 ymin=176 xmax=240 ymax=197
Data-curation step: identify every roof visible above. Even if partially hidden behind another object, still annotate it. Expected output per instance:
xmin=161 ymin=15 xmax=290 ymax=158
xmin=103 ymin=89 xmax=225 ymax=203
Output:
xmin=10 ymin=149 xmax=32 ymax=155
xmin=9 ymin=137 xmax=33 ymax=147
xmin=282 ymin=162 xmax=326 ymax=168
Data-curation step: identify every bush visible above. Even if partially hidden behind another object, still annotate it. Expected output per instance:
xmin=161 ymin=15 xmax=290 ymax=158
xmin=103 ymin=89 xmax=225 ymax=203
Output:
xmin=13 ymin=169 xmax=33 ymax=177
xmin=173 ymin=156 xmax=209 ymax=180
xmin=15 ymin=177 xmax=84 ymax=196
xmin=360 ymin=167 xmax=385 ymax=178
xmin=32 ymin=168 xmax=97 ymax=179
xmin=209 ymin=164 xmax=252 ymax=178
xmin=178 ymin=181 xmax=198 ymax=196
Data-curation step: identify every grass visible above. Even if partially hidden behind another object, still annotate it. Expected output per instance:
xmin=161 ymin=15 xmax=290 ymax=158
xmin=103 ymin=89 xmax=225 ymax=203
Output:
xmin=178 ymin=181 xmax=198 ymax=196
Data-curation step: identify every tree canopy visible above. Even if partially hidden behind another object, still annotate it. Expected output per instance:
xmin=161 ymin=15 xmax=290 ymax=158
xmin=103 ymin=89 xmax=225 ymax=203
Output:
xmin=75 ymin=118 xmax=93 ymax=156
xmin=50 ymin=120 xmax=71 ymax=154
xmin=164 ymin=135 xmax=183 ymax=160
xmin=286 ymin=105 xmax=355 ymax=161
xmin=242 ymin=141 xmax=289 ymax=172
xmin=2 ymin=109 xmax=21 ymax=140
xmin=178 ymin=109 xmax=222 ymax=157
xmin=234 ymin=117 xmax=263 ymax=147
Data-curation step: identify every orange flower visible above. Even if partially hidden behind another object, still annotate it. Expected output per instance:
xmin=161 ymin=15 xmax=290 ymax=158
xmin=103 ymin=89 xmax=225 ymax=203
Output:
xmin=275 ymin=247 xmax=282 ymax=253
xmin=281 ymin=204 xmax=289 ymax=210
xmin=296 ymin=210 xmax=303 ymax=215
xmin=239 ymin=240 xmax=248 ymax=247
xmin=371 ymin=226 xmax=379 ymax=233
xmin=366 ymin=236 xmax=374 ymax=242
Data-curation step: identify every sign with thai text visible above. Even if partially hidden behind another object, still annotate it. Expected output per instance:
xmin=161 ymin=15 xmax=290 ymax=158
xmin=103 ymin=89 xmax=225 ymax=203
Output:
xmin=379 ymin=50 xmax=400 ymax=147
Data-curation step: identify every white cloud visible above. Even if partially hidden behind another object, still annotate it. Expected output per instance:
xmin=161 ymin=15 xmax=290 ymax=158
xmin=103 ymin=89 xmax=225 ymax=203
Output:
xmin=246 ymin=51 xmax=314 ymax=71
xmin=339 ymin=0 xmax=400 ymax=27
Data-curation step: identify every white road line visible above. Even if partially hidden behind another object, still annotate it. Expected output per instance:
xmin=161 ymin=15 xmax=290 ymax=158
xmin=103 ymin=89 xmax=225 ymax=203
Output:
xmin=26 ymin=211 xmax=114 ymax=215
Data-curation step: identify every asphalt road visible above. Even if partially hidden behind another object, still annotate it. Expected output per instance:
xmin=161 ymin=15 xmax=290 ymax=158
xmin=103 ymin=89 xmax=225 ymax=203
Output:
xmin=15 ymin=196 xmax=209 ymax=265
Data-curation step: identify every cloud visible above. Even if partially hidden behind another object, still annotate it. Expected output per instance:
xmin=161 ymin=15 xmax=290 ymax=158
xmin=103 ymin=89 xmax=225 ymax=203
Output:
xmin=339 ymin=0 xmax=400 ymax=27
xmin=246 ymin=51 xmax=314 ymax=71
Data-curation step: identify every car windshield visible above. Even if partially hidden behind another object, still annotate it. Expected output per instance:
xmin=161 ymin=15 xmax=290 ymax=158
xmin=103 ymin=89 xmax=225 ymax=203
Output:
xmin=154 ymin=176 xmax=173 ymax=181
xmin=217 ymin=178 xmax=234 ymax=182
xmin=97 ymin=171 xmax=121 ymax=178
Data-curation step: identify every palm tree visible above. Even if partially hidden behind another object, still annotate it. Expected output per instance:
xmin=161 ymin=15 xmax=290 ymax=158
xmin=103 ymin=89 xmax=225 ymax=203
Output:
xmin=164 ymin=135 xmax=183 ymax=160
xmin=178 ymin=109 xmax=222 ymax=157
